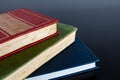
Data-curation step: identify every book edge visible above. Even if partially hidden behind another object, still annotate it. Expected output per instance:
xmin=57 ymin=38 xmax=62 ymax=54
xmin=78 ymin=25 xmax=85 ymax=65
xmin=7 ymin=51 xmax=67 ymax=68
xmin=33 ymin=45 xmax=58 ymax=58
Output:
xmin=25 ymin=62 xmax=97 ymax=80
xmin=3 ymin=30 xmax=77 ymax=80
xmin=0 ymin=32 xmax=59 ymax=60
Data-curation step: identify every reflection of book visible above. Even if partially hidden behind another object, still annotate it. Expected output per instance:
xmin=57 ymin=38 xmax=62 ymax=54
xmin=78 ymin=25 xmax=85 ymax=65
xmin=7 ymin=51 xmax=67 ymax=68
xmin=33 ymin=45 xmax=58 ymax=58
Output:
xmin=0 ymin=8 xmax=58 ymax=60
xmin=25 ymin=38 xmax=99 ymax=80
xmin=0 ymin=23 xmax=77 ymax=80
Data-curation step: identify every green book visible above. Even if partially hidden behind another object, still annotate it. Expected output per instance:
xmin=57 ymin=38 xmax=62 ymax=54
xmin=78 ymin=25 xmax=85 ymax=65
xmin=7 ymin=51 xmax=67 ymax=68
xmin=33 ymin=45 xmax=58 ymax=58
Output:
xmin=0 ymin=23 xmax=77 ymax=80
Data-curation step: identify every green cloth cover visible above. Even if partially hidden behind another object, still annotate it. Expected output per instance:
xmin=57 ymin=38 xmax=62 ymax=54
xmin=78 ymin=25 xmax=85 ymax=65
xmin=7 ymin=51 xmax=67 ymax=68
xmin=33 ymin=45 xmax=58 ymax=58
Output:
xmin=0 ymin=23 xmax=77 ymax=79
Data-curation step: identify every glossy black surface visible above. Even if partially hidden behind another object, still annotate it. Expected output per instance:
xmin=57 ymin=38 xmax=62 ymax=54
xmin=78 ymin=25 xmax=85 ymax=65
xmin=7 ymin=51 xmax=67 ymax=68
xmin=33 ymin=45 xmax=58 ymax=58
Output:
xmin=0 ymin=0 xmax=120 ymax=80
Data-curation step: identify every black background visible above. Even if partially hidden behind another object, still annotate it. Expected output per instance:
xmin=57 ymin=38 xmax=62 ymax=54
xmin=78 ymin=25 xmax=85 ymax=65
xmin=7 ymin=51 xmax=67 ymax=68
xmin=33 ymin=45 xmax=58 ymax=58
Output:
xmin=0 ymin=0 xmax=120 ymax=80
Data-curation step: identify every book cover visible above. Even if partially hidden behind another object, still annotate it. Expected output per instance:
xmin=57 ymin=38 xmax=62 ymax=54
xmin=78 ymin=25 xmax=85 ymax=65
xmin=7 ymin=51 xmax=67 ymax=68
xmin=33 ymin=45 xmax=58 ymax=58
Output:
xmin=0 ymin=8 xmax=58 ymax=60
xmin=0 ymin=23 xmax=77 ymax=80
xmin=25 ymin=38 xmax=99 ymax=80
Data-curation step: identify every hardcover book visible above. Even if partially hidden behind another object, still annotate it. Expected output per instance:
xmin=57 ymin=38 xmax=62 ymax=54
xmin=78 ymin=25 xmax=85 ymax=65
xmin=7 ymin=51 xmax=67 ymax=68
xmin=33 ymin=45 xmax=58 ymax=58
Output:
xmin=0 ymin=8 xmax=58 ymax=60
xmin=25 ymin=38 xmax=99 ymax=80
xmin=0 ymin=23 xmax=77 ymax=80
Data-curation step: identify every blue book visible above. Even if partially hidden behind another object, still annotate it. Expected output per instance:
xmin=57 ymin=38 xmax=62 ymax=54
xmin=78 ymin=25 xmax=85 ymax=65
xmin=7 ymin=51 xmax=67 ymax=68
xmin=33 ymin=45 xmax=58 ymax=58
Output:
xmin=25 ymin=38 xmax=99 ymax=80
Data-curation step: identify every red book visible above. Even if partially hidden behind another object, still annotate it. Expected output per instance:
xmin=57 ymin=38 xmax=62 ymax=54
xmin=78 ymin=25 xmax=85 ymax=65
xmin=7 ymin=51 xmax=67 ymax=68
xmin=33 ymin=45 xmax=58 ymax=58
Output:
xmin=0 ymin=8 xmax=58 ymax=60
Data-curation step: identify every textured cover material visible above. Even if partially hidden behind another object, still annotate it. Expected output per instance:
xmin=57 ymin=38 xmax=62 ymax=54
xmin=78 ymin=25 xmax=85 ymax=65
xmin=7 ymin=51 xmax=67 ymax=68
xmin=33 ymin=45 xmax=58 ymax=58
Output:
xmin=0 ymin=8 xmax=58 ymax=60
xmin=25 ymin=38 xmax=99 ymax=80
xmin=0 ymin=23 xmax=77 ymax=80
xmin=0 ymin=8 xmax=58 ymax=44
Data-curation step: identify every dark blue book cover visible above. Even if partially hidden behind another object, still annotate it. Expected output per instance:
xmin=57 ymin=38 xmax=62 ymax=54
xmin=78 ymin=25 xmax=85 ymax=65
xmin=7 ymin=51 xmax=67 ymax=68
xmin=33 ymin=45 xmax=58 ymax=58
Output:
xmin=25 ymin=38 xmax=99 ymax=80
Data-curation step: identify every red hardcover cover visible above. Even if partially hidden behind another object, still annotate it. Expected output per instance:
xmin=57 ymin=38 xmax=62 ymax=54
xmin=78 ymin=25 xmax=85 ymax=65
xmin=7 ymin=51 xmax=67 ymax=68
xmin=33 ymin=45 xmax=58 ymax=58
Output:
xmin=0 ymin=8 xmax=58 ymax=44
xmin=0 ymin=8 xmax=59 ymax=60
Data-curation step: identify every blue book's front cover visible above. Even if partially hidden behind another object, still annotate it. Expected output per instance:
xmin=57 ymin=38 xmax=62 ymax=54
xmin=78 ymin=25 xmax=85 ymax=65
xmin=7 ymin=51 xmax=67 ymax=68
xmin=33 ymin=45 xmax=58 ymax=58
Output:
xmin=26 ymin=38 xmax=99 ymax=79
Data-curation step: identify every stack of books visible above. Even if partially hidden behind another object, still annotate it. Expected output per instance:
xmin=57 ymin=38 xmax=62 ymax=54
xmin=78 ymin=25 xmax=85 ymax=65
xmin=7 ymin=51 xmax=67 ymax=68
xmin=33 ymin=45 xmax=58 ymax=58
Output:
xmin=0 ymin=8 xmax=99 ymax=80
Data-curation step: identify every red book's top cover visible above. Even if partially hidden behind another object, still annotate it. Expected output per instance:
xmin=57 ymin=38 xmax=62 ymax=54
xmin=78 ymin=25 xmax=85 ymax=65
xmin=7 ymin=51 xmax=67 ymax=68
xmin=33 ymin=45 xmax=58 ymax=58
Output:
xmin=0 ymin=8 xmax=58 ymax=44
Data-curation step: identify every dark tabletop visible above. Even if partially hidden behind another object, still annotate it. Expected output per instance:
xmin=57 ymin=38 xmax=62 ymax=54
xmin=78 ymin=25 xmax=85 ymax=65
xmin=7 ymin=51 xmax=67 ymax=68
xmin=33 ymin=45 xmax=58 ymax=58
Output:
xmin=0 ymin=0 xmax=120 ymax=80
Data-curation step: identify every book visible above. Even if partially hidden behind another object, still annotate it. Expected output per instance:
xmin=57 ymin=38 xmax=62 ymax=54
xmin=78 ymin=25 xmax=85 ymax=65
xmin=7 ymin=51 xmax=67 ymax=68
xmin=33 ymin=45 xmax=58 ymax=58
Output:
xmin=0 ymin=8 xmax=58 ymax=60
xmin=0 ymin=23 xmax=77 ymax=80
xmin=25 ymin=38 xmax=99 ymax=80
